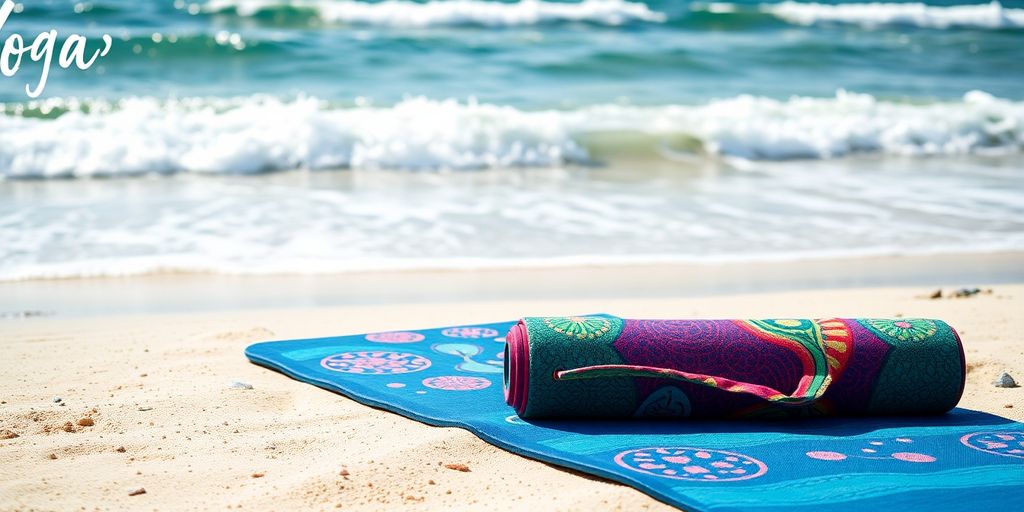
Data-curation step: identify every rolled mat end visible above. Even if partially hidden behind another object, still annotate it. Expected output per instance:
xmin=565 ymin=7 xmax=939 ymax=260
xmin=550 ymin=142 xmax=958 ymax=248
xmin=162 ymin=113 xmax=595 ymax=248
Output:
xmin=504 ymin=320 xmax=529 ymax=415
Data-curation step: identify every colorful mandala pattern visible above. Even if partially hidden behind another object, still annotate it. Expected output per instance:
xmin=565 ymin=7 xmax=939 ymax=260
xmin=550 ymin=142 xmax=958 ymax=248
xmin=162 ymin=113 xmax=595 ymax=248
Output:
xmin=817 ymin=318 xmax=853 ymax=374
xmin=543 ymin=316 xmax=612 ymax=340
xmin=864 ymin=318 xmax=937 ymax=342
xmin=732 ymin=319 xmax=834 ymax=404
xmin=441 ymin=327 xmax=500 ymax=339
xmin=614 ymin=447 xmax=767 ymax=482
xmin=960 ymin=432 xmax=1024 ymax=459
xmin=422 ymin=375 xmax=492 ymax=391
xmin=320 ymin=351 xmax=431 ymax=374
xmin=521 ymin=316 xmax=633 ymax=417
xmin=365 ymin=331 xmax=426 ymax=343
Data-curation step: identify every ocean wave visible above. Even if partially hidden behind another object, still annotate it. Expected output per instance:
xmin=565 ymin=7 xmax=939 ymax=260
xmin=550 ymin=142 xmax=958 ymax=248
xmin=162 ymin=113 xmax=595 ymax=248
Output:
xmin=690 ymin=1 xmax=1024 ymax=30
xmin=1 ymin=91 xmax=1022 ymax=178
xmin=200 ymin=0 xmax=667 ymax=27
xmin=768 ymin=1 xmax=1024 ymax=29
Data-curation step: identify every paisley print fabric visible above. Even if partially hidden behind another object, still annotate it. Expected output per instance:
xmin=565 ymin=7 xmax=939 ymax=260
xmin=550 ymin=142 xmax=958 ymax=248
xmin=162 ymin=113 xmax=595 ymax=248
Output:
xmin=519 ymin=316 xmax=636 ymax=418
xmin=861 ymin=318 xmax=966 ymax=414
xmin=507 ymin=315 xmax=964 ymax=419
xmin=613 ymin=319 xmax=806 ymax=417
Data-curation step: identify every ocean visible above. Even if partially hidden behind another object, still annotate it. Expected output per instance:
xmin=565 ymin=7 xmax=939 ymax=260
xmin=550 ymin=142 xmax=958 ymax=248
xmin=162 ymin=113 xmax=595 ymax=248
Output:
xmin=1 ymin=0 xmax=1022 ymax=280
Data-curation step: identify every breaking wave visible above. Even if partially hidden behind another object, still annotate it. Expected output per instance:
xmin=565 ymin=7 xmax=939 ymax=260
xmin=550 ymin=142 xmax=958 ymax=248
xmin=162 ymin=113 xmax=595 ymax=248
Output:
xmin=199 ymin=0 xmax=667 ymax=27
xmin=690 ymin=1 xmax=1024 ymax=30
xmin=1 ymin=90 xmax=1022 ymax=178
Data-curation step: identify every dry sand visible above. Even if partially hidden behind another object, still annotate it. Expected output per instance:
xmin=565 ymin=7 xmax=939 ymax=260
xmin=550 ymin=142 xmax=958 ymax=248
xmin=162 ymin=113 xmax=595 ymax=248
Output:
xmin=1 ymin=284 xmax=1022 ymax=511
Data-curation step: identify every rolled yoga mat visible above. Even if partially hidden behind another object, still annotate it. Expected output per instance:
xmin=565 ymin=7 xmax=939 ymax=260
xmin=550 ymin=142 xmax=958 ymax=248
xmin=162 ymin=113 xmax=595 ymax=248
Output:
xmin=504 ymin=316 xmax=965 ymax=419
xmin=248 ymin=318 xmax=1024 ymax=512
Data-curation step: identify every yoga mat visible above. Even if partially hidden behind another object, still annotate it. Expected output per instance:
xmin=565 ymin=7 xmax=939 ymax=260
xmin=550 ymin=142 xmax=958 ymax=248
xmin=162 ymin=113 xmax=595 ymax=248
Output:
xmin=505 ymin=317 xmax=965 ymax=418
xmin=246 ymin=316 xmax=1024 ymax=512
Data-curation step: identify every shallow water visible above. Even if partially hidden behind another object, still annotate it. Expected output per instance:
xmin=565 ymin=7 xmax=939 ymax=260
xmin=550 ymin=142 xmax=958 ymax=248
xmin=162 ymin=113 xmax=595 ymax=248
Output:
xmin=2 ymin=157 xmax=1021 ymax=279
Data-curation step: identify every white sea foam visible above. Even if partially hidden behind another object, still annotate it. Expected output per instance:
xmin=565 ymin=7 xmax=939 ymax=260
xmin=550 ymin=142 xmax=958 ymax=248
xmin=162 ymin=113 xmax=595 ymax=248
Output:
xmin=761 ymin=1 xmax=1024 ymax=30
xmin=2 ymin=91 xmax=1022 ymax=178
xmin=200 ymin=0 xmax=667 ymax=27
xmin=0 ymin=96 xmax=588 ymax=176
xmin=690 ymin=2 xmax=739 ymax=14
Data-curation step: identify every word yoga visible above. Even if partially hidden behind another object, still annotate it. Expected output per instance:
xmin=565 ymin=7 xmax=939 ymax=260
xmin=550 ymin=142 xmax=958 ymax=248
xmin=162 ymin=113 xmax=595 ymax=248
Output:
xmin=0 ymin=0 xmax=113 ymax=98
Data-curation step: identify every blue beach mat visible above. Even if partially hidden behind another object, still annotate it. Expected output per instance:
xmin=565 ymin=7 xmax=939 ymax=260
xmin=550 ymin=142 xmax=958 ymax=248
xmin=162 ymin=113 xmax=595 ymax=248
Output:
xmin=246 ymin=319 xmax=1024 ymax=511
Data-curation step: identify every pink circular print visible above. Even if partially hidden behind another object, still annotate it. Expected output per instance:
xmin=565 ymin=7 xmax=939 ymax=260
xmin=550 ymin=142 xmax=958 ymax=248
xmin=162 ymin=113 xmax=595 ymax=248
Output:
xmin=960 ymin=432 xmax=1024 ymax=459
xmin=365 ymin=331 xmax=426 ymax=343
xmin=615 ymin=447 xmax=767 ymax=482
xmin=320 ymin=351 xmax=431 ymax=375
xmin=441 ymin=327 xmax=500 ymax=339
xmin=422 ymin=376 xmax=492 ymax=391
xmin=891 ymin=452 xmax=936 ymax=463
xmin=806 ymin=451 xmax=847 ymax=461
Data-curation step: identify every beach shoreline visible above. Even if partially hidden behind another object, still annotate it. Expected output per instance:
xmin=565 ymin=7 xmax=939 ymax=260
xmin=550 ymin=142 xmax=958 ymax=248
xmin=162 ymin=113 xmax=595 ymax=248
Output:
xmin=2 ymin=282 xmax=1021 ymax=510
xmin=2 ymin=251 xmax=1022 ymax=318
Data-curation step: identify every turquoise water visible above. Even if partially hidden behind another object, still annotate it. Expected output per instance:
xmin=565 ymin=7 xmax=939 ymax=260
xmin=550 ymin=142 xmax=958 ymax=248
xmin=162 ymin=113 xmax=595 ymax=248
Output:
xmin=0 ymin=1 xmax=1022 ymax=279
xmin=5 ymin=0 xmax=1024 ymax=172
xmin=6 ymin=0 xmax=1024 ymax=105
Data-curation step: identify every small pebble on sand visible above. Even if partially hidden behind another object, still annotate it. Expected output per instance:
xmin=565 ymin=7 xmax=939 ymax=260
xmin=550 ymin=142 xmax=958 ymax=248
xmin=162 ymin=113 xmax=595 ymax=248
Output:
xmin=339 ymin=468 xmax=349 ymax=477
xmin=0 ymin=430 xmax=18 ymax=439
xmin=48 ymin=453 xmax=57 ymax=460
xmin=929 ymin=289 xmax=942 ymax=299
xmin=116 ymin=446 xmax=126 ymax=453
xmin=251 ymin=472 xmax=265 ymax=478
xmin=52 ymin=396 xmax=62 ymax=403
xmin=954 ymin=287 xmax=982 ymax=298
xmin=993 ymin=372 xmax=1019 ymax=388
xmin=77 ymin=417 xmax=94 ymax=427
xmin=228 ymin=381 xmax=253 ymax=390
xmin=444 ymin=463 xmax=470 ymax=472
xmin=138 ymin=406 xmax=153 ymax=411
xmin=128 ymin=487 xmax=146 ymax=496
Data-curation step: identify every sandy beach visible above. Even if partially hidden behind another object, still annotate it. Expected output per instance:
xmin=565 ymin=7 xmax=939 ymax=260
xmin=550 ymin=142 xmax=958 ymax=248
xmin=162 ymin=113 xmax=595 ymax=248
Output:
xmin=3 ymin=0 xmax=1023 ymax=510
xmin=2 ymin=279 xmax=1021 ymax=511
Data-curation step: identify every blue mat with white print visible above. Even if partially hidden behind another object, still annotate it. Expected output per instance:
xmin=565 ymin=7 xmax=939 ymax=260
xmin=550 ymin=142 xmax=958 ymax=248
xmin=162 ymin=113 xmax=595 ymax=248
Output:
xmin=246 ymin=319 xmax=1024 ymax=512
